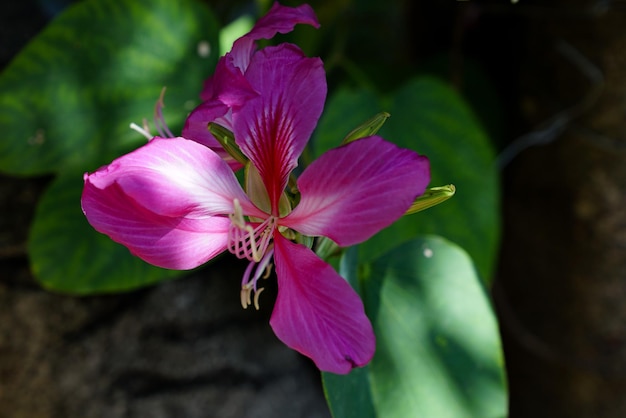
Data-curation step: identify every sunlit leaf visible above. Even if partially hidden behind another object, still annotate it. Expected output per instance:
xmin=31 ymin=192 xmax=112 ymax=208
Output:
xmin=0 ymin=0 xmax=219 ymax=175
xmin=323 ymin=236 xmax=508 ymax=418
xmin=9 ymin=0 xmax=220 ymax=292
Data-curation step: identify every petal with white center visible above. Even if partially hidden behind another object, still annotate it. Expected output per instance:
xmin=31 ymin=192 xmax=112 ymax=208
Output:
xmin=86 ymin=137 xmax=261 ymax=219
xmin=82 ymin=178 xmax=230 ymax=270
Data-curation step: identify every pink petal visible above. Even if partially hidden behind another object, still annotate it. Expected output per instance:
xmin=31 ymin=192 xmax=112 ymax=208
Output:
xmin=205 ymin=57 xmax=260 ymax=108
xmin=181 ymin=99 xmax=229 ymax=148
xmin=86 ymin=137 xmax=260 ymax=219
xmin=199 ymin=3 xmax=319 ymax=100
xmin=282 ymin=136 xmax=430 ymax=246
xmin=82 ymin=178 xmax=231 ymax=270
xmin=199 ymin=53 xmax=258 ymax=104
xmin=270 ymin=234 xmax=375 ymax=374
xmin=182 ymin=101 xmax=244 ymax=171
xmin=233 ymin=44 xmax=326 ymax=213
xmin=230 ymin=2 xmax=319 ymax=73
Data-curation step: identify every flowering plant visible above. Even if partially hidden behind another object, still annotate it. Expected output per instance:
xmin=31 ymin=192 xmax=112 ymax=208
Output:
xmin=0 ymin=0 xmax=506 ymax=415
xmin=81 ymin=3 xmax=430 ymax=374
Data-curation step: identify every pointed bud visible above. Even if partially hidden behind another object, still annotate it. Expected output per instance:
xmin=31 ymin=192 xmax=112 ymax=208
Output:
xmin=342 ymin=112 xmax=391 ymax=144
xmin=405 ymin=184 xmax=456 ymax=215
xmin=208 ymin=122 xmax=249 ymax=165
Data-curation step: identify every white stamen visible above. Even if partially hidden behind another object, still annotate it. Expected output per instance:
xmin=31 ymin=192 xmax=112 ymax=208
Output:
xmin=129 ymin=122 xmax=152 ymax=141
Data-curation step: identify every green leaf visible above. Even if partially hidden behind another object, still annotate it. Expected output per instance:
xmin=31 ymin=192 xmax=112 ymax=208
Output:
xmin=29 ymin=172 xmax=180 ymax=293
xmin=323 ymin=236 xmax=508 ymax=418
xmin=323 ymin=366 xmax=376 ymax=418
xmin=0 ymin=0 xmax=219 ymax=176
xmin=13 ymin=0 xmax=221 ymax=293
xmin=313 ymin=77 xmax=499 ymax=281
xmin=379 ymin=77 xmax=499 ymax=281
xmin=311 ymin=88 xmax=380 ymax=160
xmin=322 ymin=245 xmax=375 ymax=418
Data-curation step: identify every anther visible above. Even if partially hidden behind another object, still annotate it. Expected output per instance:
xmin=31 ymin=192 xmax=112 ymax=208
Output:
xmin=253 ymin=288 xmax=265 ymax=310
xmin=238 ymin=247 xmax=274 ymax=310
xmin=241 ymin=282 xmax=253 ymax=309
xmin=262 ymin=264 xmax=273 ymax=279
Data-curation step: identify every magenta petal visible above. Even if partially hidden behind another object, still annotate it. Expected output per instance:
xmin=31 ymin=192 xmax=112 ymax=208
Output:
xmin=82 ymin=178 xmax=231 ymax=270
xmin=233 ymin=44 xmax=326 ymax=212
xmin=282 ymin=136 xmax=431 ymax=246
xmin=181 ymin=99 xmax=229 ymax=148
xmin=230 ymin=2 xmax=319 ymax=72
xmin=270 ymin=234 xmax=375 ymax=374
xmin=247 ymin=2 xmax=319 ymax=41
xmin=209 ymin=57 xmax=260 ymax=107
xmin=182 ymin=102 xmax=244 ymax=171
xmin=86 ymin=137 xmax=256 ymax=219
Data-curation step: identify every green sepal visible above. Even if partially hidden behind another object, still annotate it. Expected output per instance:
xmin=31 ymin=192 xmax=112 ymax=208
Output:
xmin=315 ymin=236 xmax=340 ymax=260
xmin=342 ymin=112 xmax=390 ymax=144
xmin=296 ymin=234 xmax=315 ymax=249
xmin=405 ymin=184 xmax=456 ymax=215
xmin=208 ymin=122 xmax=249 ymax=165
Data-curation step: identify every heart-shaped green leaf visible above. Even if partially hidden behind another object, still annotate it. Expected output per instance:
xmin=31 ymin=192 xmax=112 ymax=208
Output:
xmin=0 ymin=0 xmax=219 ymax=176
xmin=323 ymin=236 xmax=508 ymax=418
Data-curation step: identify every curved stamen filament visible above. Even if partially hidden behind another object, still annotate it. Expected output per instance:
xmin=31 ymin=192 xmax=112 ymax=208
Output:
xmin=154 ymin=87 xmax=174 ymax=138
xmin=240 ymin=246 xmax=274 ymax=310
xmin=129 ymin=88 xmax=175 ymax=140
xmin=228 ymin=199 xmax=276 ymax=262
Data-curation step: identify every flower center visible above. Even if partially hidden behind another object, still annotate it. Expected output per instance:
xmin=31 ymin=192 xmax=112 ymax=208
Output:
xmin=228 ymin=198 xmax=277 ymax=263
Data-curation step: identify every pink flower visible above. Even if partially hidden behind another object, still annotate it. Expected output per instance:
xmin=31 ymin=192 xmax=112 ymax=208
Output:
xmin=81 ymin=3 xmax=430 ymax=374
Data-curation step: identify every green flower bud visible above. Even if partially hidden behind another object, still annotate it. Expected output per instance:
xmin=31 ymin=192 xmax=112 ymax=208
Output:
xmin=342 ymin=112 xmax=391 ymax=144
xmin=405 ymin=184 xmax=456 ymax=215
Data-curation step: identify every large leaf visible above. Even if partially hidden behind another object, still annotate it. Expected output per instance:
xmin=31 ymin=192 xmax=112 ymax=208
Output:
xmin=323 ymin=236 xmax=508 ymax=418
xmin=29 ymin=173 xmax=180 ymax=293
xmin=10 ymin=0 xmax=221 ymax=293
xmin=0 ymin=0 xmax=219 ymax=176
xmin=313 ymin=77 xmax=499 ymax=281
